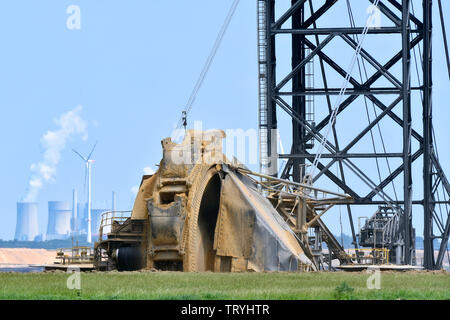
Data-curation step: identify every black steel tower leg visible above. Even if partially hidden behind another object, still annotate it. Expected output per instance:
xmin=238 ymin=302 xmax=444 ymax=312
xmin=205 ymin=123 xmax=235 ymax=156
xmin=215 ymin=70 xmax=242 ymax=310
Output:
xmin=423 ymin=0 xmax=434 ymax=270
xmin=258 ymin=0 xmax=450 ymax=269
xmin=402 ymin=0 xmax=413 ymax=265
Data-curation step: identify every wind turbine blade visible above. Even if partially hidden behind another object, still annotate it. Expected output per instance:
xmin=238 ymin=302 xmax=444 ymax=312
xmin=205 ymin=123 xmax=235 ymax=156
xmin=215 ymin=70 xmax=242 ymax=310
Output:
xmin=87 ymin=141 xmax=98 ymax=161
xmin=72 ymin=149 xmax=87 ymax=162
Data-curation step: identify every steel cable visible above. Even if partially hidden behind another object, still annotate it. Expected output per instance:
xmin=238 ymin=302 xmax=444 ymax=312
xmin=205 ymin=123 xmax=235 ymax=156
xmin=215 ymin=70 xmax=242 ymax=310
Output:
xmin=346 ymin=0 xmax=399 ymax=202
xmin=309 ymin=0 xmax=381 ymax=178
xmin=176 ymin=0 xmax=240 ymax=130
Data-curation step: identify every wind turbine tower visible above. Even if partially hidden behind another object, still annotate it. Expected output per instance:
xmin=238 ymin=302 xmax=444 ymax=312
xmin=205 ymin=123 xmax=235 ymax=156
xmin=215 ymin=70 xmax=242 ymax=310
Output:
xmin=73 ymin=142 xmax=97 ymax=244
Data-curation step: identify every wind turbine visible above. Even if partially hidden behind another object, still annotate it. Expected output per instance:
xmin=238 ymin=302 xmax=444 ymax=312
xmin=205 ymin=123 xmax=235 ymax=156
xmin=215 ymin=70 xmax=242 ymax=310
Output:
xmin=73 ymin=142 xmax=97 ymax=244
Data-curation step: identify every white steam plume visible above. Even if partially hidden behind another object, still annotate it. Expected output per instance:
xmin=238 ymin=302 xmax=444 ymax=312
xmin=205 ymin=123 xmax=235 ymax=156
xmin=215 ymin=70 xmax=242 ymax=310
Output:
xmin=24 ymin=105 xmax=88 ymax=202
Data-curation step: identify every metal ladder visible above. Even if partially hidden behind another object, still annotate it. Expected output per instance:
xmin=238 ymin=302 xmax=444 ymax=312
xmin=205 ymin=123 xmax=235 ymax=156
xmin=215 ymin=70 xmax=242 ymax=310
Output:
xmin=257 ymin=0 xmax=268 ymax=175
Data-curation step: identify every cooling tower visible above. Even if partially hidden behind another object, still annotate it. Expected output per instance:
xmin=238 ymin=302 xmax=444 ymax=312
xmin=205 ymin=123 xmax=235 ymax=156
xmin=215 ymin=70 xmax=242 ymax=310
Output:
xmin=46 ymin=201 xmax=72 ymax=240
xmin=14 ymin=202 xmax=39 ymax=241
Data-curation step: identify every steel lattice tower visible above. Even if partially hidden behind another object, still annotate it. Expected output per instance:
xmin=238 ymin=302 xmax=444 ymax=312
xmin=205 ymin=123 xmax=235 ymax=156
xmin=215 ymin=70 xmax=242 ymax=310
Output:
xmin=257 ymin=0 xmax=450 ymax=269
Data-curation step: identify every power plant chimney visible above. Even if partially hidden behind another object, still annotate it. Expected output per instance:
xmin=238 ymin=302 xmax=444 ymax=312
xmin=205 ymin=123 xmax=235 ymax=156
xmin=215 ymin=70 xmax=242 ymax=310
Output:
xmin=90 ymin=208 xmax=107 ymax=238
xmin=46 ymin=201 xmax=72 ymax=240
xmin=72 ymin=190 xmax=78 ymax=235
xmin=15 ymin=202 xmax=39 ymax=241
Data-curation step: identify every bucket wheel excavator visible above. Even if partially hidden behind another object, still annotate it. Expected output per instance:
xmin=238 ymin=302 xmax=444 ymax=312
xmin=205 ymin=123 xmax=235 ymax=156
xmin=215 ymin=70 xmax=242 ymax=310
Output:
xmin=94 ymin=130 xmax=352 ymax=272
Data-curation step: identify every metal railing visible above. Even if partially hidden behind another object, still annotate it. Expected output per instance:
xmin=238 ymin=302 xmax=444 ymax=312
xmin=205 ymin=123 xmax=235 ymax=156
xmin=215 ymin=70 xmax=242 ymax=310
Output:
xmin=346 ymin=248 xmax=390 ymax=265
xmin=99 ymin=210 xmax=132 ymax=241
xmin=55 ymin=246 xmax=94 ymax=265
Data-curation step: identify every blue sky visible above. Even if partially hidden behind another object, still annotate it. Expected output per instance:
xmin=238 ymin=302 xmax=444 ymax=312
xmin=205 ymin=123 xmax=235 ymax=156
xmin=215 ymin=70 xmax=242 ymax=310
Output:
xmin=0 ymin=1 xmax=449 ymax=240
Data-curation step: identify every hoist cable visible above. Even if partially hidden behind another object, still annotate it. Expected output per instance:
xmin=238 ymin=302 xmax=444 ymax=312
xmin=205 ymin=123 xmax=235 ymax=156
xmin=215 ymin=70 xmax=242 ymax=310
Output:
xmin=309 ymin=0 xmax=381 ymax=177
xmin=176 ymin=0 xmax=240 ymax=129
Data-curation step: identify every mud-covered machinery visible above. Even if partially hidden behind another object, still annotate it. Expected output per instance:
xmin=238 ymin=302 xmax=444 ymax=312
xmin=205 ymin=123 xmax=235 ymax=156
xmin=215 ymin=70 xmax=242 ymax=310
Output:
xmin=94 ymin=130 xmax=352 ymax=272
xmin=358 ymin=206 xmax=416 ymax=265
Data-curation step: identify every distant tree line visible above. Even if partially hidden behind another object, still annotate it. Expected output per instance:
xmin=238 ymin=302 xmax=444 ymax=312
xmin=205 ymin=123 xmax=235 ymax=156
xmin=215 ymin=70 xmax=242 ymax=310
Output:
xmin=0 ymin=235 xmax=441 ymax=250
xmin=0 ymin=238 xmax=97 ymax=249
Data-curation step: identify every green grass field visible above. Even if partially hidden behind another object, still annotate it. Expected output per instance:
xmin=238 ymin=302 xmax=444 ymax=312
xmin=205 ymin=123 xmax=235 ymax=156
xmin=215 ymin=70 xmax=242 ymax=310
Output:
xmin=0 ymin=271 xmax=449 ymax=300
